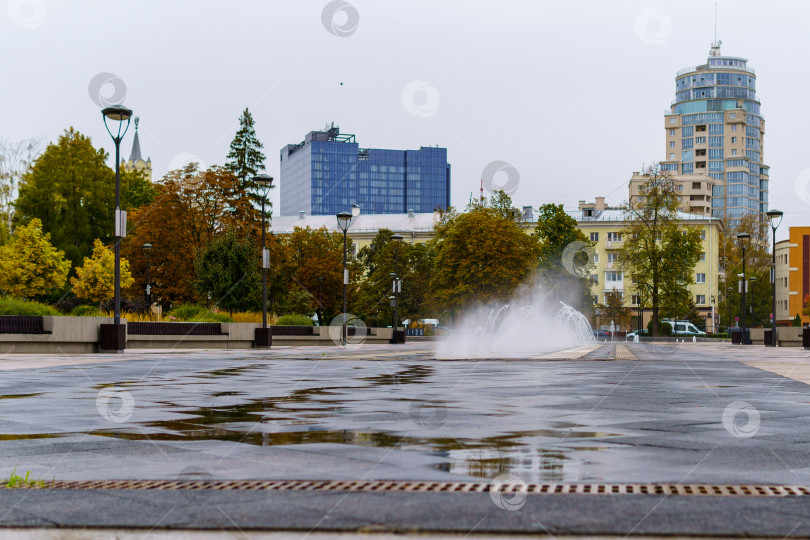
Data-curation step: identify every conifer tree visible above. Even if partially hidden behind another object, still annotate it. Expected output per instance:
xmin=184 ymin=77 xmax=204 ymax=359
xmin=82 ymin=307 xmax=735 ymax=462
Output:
xmin=225 ymin=108 xmax=267 ymax=201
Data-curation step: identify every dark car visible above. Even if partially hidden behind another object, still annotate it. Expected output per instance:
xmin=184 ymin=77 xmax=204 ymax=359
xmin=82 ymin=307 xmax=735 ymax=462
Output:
xmin=593 ymin=329 xmax=611 ymax=338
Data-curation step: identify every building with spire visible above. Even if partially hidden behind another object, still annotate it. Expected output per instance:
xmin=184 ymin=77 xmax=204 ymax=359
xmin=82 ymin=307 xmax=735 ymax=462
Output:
xmin=123 ymin=117 xmax=152 ymax=182
xmin=658 ymin=41 xmax=769 ymax=222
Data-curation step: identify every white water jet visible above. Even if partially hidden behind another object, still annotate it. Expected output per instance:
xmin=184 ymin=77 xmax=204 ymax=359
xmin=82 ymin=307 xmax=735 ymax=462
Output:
xmin=436 ymin=297 xmax=595 ymax=359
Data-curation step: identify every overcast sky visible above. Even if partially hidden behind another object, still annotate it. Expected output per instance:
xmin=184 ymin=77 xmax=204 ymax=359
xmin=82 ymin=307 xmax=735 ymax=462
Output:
xmin=3 ymin=0 xmax=808 ymax=240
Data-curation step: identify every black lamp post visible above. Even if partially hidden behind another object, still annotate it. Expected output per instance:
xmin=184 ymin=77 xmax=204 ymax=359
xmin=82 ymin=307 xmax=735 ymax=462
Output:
xmin=143 ymin=243 xmax=152 ymax=308
xmin=766 ymin=209 xmax=784 ymax=346
xmin=336 ymin=211 xmax=353 ymax=345
xmin=317 ymin=276 xmax=324 ymax=326
xmin=391 ymin=234 xmax=403 ymax=343
xmin=102 ymin=104 xmax=133 ymax=351
xmin=737 ymin=232 xmax=750 ymax=344
xmin=252 ymin=174 xmax=274 ymax=347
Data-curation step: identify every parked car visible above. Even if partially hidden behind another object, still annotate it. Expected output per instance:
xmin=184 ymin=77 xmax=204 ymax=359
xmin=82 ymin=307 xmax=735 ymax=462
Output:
xmin=593 ymin=329 xmax=611 ymax=338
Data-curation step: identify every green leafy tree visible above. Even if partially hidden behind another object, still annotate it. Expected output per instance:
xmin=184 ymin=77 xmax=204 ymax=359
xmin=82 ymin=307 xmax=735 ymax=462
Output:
xmin=599 ymin=288 xmax=631 ymax=331
xmin=429 ymin=194 xmax=539 ymax=321
xmin=355 ymin=231 xmax=433 ymax=325
xmin=15 ymin=128 xmax=153 ymax=268
xmin=71 ymin=239 xmax=134 ymax=304
xmin=718 ymin=214 xmax=772 ymax=328
xmin=195 ymin=231 xmax=261 ymax=314
xmin=226 ymin=108 xmax=266 ymax=200
xmin=0 ymin=218 xmax=70 ymax=298
xmin=534 ymin=203 xmax=594 ymax=315
xmin=621 ymin=165 xmax=702 ymax=336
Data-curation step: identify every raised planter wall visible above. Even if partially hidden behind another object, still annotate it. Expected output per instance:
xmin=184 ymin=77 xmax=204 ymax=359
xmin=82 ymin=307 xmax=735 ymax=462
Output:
xmin=0 ymin=316 xmax=114 ymax=354
xmin=0 ymin=318 xmax=397 ymax=353
xmin=750 ymin=326 xmax=805 ymax=347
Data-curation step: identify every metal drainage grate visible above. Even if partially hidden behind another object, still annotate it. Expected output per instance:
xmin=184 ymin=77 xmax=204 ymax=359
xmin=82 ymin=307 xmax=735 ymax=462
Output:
xmin=3 ymin=480 xmax=810 ymax=497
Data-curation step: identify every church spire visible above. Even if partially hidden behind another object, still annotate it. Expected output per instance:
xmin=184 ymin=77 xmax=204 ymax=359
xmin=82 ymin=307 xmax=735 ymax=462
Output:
xmin=129 ymin=116 xmax=142 ymax=162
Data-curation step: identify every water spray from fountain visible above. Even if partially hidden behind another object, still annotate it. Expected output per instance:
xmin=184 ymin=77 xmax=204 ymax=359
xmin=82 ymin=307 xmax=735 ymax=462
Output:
xmin=437 ymin=295 xmax=595 ymax=359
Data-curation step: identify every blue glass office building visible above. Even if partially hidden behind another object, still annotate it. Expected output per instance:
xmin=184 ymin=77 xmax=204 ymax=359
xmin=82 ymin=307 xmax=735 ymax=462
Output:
xmin=661 ymin=42 xmax=769 ymax=220
xmin=279 ymin=126 xmax=450 ymax=216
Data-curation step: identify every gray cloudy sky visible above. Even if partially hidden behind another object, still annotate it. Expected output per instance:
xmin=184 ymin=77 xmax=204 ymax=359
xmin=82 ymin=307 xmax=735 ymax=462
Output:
xmin=3 ymin=0 xmax=808 ymax=240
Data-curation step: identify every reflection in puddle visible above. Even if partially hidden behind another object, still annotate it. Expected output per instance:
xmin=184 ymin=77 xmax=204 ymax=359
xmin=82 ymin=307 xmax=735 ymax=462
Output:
xmin=361 ymin=365 xmax=434 ymax=386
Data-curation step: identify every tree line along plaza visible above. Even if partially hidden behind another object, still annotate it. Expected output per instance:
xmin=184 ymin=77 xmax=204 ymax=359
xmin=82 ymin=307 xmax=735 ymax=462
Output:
xmin=0 ymin=42 xmax=806 ymax=338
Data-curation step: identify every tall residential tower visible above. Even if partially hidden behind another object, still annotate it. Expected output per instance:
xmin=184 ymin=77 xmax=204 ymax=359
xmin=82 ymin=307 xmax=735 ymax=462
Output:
xmin=660 ymin=42 xmax=769 ymax=221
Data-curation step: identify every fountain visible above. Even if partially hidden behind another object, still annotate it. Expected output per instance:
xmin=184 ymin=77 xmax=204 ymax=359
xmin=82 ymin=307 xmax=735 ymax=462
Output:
xmin=437 ymin=299 xmax=595 ymax=359
xmin=554 ymin=302 xmax=597 ymax=346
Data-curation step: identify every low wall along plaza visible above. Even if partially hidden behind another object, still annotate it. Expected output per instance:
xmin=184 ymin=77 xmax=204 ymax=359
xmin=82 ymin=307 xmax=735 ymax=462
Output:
xmin=0 ymin=316 xmax=397 ymax=353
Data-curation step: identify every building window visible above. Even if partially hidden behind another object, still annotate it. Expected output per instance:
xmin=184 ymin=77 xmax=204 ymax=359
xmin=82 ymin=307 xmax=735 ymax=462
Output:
xmin=729 ymin=113 xmax=736 ymax=119
xmin=696 ymin=295 xmax=706 ymax=305
xmin=731 ymin=136 xmax=737 ymax=143
xmin=731 ymin=124 xmax=737 ymax=132
xmin=669 ymin=153 xmax=675 ymax=160
xmin=590 ymin=232 xmax=599 ymax=241
xmin=606 ymin=271 xmax=622 ymax=282
xmin=631 ymin=295 xmax=640 ymax=305
xmin=591 ymin=274 xmax=598 ymax=284
xmin=696 ymin=273 xmax=706 ymax=283
xmin=700 ymin=231 xmax=706 ymax=240
xmin=593 ymin=253 xmax=599 ymax=263
xmin=669 ymin=141 xmax=675 ymax=148
xmin=669 ymin=129 xmax=675 ymax=136
xmin=607 ymin=252 xmax=620 ymax=263
xmin=731 ymin=149 xmax=737 ymax=156
xmin=670 ymin=118 xmax=677 ymax=124
xmin=700 ymin=252 xmax=706 ymax=261
xmin=592 ymin=295 xmax=598 ymax=304
xmin=607 ymin=232 xmax=622 ymax=242
xmin=678 ymin=184 xmax=683 ymax=191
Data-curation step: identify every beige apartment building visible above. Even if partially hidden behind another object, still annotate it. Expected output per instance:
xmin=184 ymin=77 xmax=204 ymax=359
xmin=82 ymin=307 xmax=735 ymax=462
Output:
xmin=628 ymin=172 xmax=714 ymax=217
xmin=577 ymin=198 xmax=722 ymax=332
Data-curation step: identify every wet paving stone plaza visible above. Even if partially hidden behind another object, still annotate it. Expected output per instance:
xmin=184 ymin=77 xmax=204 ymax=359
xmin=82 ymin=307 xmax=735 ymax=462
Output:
xmin=3 ymin=341 xmax=810 ymax=536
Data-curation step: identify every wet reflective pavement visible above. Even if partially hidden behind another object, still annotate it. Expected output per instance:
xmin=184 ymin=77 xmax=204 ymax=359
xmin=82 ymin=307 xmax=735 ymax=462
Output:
xmin=1 ymin=342 xmax=810 ymax=485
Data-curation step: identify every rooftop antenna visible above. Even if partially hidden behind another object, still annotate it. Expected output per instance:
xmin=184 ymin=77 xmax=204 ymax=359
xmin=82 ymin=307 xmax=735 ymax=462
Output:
xmin=710 ymin=2 xmax=722 ymax=56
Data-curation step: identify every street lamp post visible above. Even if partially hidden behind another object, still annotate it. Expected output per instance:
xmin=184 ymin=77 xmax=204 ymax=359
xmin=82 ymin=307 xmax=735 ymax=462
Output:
xmin=391 ymin=234 xmax=403 ymax=343
xmin=766 ymin=209 xmax=784 ymax=346
xmin=253 ymin=174 xmax=274 ymax=348
xmin=317 ymin=277 xmax=324 ymax=326
xmin=336 ymin=211 xmax=353 ymax=345
xmin=102 ymin=105 xmax=133 ymax=352
xmin=143 ymin=243 xmax=152 ymax=309
xmin=737 ymin=232 xmax=751 ymax=344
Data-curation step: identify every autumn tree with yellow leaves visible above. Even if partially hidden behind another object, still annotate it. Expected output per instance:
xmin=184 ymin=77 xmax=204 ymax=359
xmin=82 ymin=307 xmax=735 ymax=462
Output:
xmin=0 ymin=218 xmax=70 ymax=298
xmin=71 ymin=239 xmax=134 ymax=304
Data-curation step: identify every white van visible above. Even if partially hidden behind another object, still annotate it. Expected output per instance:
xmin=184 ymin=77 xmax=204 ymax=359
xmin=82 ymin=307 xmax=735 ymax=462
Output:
xmin=666 ymin=320 xmax=706 ymax=336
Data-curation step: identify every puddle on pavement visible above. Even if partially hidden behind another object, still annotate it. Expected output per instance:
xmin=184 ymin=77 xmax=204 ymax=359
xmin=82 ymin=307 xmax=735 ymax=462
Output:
xmin=1 ymin=369 xmax=616 ymax=482
xmin=75 ymin=388 xmax=621 ymax=482
xmin=360 ymin=365 xmax=434 ymax=386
